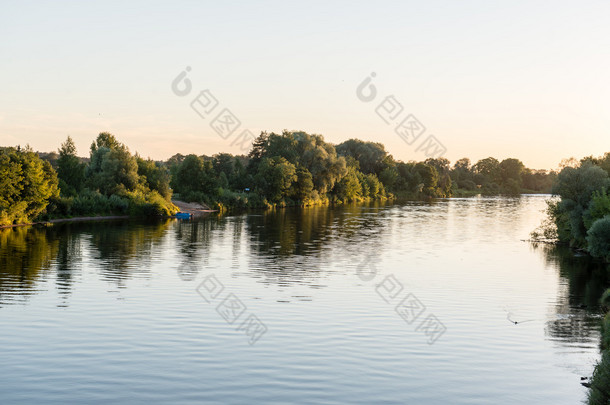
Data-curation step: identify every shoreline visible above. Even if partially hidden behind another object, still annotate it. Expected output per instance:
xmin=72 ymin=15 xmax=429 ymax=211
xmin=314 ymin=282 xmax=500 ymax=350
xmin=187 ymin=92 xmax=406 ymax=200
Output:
xmin=0 ymin=200 xmax=219 ymax=230
xmin=0 ymin=195 xmax=547 ymax=230
xmin=0 ymin=215 xmax=133 ymax=230
xmin=171 ymin=200 xmax=217 ymax=215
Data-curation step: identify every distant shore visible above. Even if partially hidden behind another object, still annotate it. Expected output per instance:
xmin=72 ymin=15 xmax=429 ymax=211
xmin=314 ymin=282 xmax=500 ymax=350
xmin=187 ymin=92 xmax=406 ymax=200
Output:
xmin=0 ymin=201 xmax=217 ymax=230
xmin=0 ymin=215 xmax=132 ymax=230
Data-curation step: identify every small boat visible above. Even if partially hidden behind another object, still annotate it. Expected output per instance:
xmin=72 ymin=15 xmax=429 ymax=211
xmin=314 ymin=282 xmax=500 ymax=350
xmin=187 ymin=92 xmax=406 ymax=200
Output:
xmin=174 ymin=212 xmax=192 ymax=219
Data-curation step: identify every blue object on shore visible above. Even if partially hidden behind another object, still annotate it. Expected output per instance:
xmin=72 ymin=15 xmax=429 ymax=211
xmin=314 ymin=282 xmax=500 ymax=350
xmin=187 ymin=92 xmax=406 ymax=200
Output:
xmin=175 ymin=212 xmax=192 ymax=219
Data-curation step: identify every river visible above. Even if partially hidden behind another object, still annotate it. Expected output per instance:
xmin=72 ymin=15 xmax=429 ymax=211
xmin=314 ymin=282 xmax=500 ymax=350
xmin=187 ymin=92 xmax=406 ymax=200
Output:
xmin=0 ymin=195 xmax=608 ymax=404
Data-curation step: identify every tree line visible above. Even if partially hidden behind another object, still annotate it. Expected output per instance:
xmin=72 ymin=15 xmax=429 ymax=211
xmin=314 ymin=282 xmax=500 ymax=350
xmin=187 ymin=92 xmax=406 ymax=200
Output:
xmin=533 ymin=152 xmax=610 ymax=262
xmin=167 ymin=130 xmax=556 ymax=209
xmin=0 ymin=133 xmax=177 ymax=226
xmin=1 ymin=130 xmax=557 ymax=226
xmin=537 ymin=152 xmax=610 ymax=403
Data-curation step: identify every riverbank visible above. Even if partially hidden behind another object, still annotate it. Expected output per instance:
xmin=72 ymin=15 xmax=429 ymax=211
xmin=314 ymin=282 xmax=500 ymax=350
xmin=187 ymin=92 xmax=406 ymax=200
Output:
xmin=171 ymin=200 xmax=217 ymax=215
xmin=0 ymin=201 xmax=217 ymax=230
xmin=0 ymin=215 xmax=132 ymax=230
xmin=588 ymin=290 xmax=610 ymax=404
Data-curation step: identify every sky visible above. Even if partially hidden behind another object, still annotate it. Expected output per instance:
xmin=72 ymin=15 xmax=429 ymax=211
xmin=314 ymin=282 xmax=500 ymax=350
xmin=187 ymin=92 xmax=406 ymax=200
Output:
xmin=1 ymin=0 xmax=609 ymax=170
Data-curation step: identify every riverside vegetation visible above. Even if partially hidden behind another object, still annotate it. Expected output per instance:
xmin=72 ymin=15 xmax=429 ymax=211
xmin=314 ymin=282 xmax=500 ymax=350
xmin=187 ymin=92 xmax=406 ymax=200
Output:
xmin=1 ymin=130 xmax=556 ymax=227
xmin=528 ymin=152 xmax=610 ymax=403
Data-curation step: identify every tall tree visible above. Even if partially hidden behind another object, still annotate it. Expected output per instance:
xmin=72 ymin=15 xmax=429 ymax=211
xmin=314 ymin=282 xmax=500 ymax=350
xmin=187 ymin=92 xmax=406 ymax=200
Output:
xmin=254 ymin=157 xmax=297 ymax=202
xmin=86 ymin=133 xmax=139 ymax=195
xmin=0 ymin=147 xmax=59 ymax=225
xmin=57 ymin=136 xmax=85 ymax=196
xmin=336 ymin=139 xmax=389 ymax=175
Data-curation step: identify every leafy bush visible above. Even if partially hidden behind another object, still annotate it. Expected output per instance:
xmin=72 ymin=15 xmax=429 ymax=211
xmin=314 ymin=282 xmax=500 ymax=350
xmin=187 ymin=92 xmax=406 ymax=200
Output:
xmin=460 ymin=179 xmax=477 ymax=191
xmin=0 ymin=147 xmax=59 ymax=226
xmin=587 ymin=216 xmax=610 ymax=262
xmin=43 ymin=196 xmax=74 ymax=218
xmin=553 ymin=163 xmax=610 ymax=206
xmin=530 ymin=218 xmax=558 ymax=241
xmin=71 ymin=189 xmax=114 ymax=215
xmin=585 ymin=190 xmax=610 ymax=230
xmin=124 ymin=189 xmax=178 ymax=217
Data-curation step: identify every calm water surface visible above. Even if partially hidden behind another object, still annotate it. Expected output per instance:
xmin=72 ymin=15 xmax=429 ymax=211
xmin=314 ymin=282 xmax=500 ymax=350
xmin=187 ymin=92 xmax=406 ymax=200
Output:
xmin=1 ymin=195 xmax=608 ymax=404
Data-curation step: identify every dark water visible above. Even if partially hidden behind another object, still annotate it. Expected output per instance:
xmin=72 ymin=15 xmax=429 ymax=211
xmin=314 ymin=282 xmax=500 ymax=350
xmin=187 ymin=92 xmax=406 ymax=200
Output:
xmin=0 ymin=196 xmax=608 ymax=404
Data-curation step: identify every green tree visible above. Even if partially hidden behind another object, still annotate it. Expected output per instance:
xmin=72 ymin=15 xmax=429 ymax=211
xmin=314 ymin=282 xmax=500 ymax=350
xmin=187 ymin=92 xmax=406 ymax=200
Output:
xmin=213 ymin=153 xmax=235 ymax=179
xmin=336 ymin=139 xmax=389 ymax=175
xmin=0 ymin=147 xmax=59 ymax=225
xmin=425 ymin=158 xmax=452 ymax=197
xmin=499 ymin=158 xmax=525 ymax=193
xmin=414 ymin=162 xmax=440 ymax=197
xmin=363 ymin=173 xmax=383 ymax=197
xmin=473 ymin=157 xmax=501 ymax=187
xmin=581 ymin=152 xmax=610 ymax=176
xmin=86 ymin=133 xmax=139 ymax=195
xmin=587 ymin=216 xmax=610 ymax=262
xmin=451 ymin=158 xmax=476 ymax=190
xmin=231 ymin=158 xmax=248 ymax=190
xmin=584 ymin=190 xmax=610 ymax=230
xmin=334 ymin=167 xmax=362 ymax=202
xmin=56 ymin=136 xmax=85 ymax=196
xmin=136 ymin=156 xmax=171 ymax=200
xmin=291 ymin=167 xmax=314 ymax=201
xmin=172 ymin=154 xmax=204 ymax=197
xmin=550 ymin=162 xmax=610 ymax=246
xmin=379 ymin=166 xmax=399 ymax=191
xmin=91 ymin=132 xmax=122 ymax=151
xmin=553 ymin=164 xmax=610 ymax=206
xmin=254 ymin=157 xmax=297 ymax=202
xmin=453 ymin=158 xmax=471 ymax=172
xmin=522 ymin=169 xmax=556 ymax=193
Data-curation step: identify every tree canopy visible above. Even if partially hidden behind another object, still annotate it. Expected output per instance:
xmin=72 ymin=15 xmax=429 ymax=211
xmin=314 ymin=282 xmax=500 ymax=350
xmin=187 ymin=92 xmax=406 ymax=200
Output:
xmin=1 ymin=130 xmax=563 ymax=224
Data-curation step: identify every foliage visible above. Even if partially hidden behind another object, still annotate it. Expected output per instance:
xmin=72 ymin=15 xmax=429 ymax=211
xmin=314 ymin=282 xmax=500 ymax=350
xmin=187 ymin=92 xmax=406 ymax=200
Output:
xmin=584 ymin=190 xmax=610 ymax=230
xmin=291 ymin=167 xmax=314 ymax=201
xmin=588 ymin=288 xmax=610 ymax=404
xmin=362 ymin=173 xmax=384 ymax=198
xmin=254 ymin=157 xmax=297 ymax=203
xmin=414 ymin=162 xmax=441 ymax=197
xmin=553 ymin=164 xmax=610 ymax=206
xmin=499 ymin=158 xmax=525 ymax=192
xmin=541 ymin=153 xmax=610 ymax=259
xmin=1 ymin=132 xmax=181 ymax=225
xmin=136 ymin=156 xmax=171 ymax=200
xmin=588 ymin=332 xmax=610 ymax=404
xmin=70 ymin=189 xmax=129 ymax=215
xmin=0 ymin=146 xmax=59 ymax=226
xmin=522 ymin=168 xmax=555 ymax=193
xmin=86 ymin=133 xmax=140 ymax=195
xmin=336 ymin=139 xmax=389 ymax=175
xmin=473 ymin=157 xmax=501 ymax=187
xmin=123 ymin=189 xmax=178 ymax=217
xmin=586 ymin=217 xmax=610 ymax=262
xmin=145 ymin=130 xmax=557 ymax=209
xmin=56 ymin=136 xmax=85 ymax=196
xmin=334 ymin=167 xmax=362 ymax=202
xmin=170 ymin=154 xmax=220 ymax=201
xmin=0 ymin=130 xmax=576 ymax=223
xmin=548 ymin=162 xmax=610 ymax=247
xmin=529 ymin=216 xmax=558 ymax=241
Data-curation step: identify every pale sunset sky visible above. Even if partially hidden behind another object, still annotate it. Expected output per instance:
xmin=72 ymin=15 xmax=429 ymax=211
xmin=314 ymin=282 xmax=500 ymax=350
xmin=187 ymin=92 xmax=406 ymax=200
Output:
xmin=1 ymin=0 xmax=608 ymax=170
